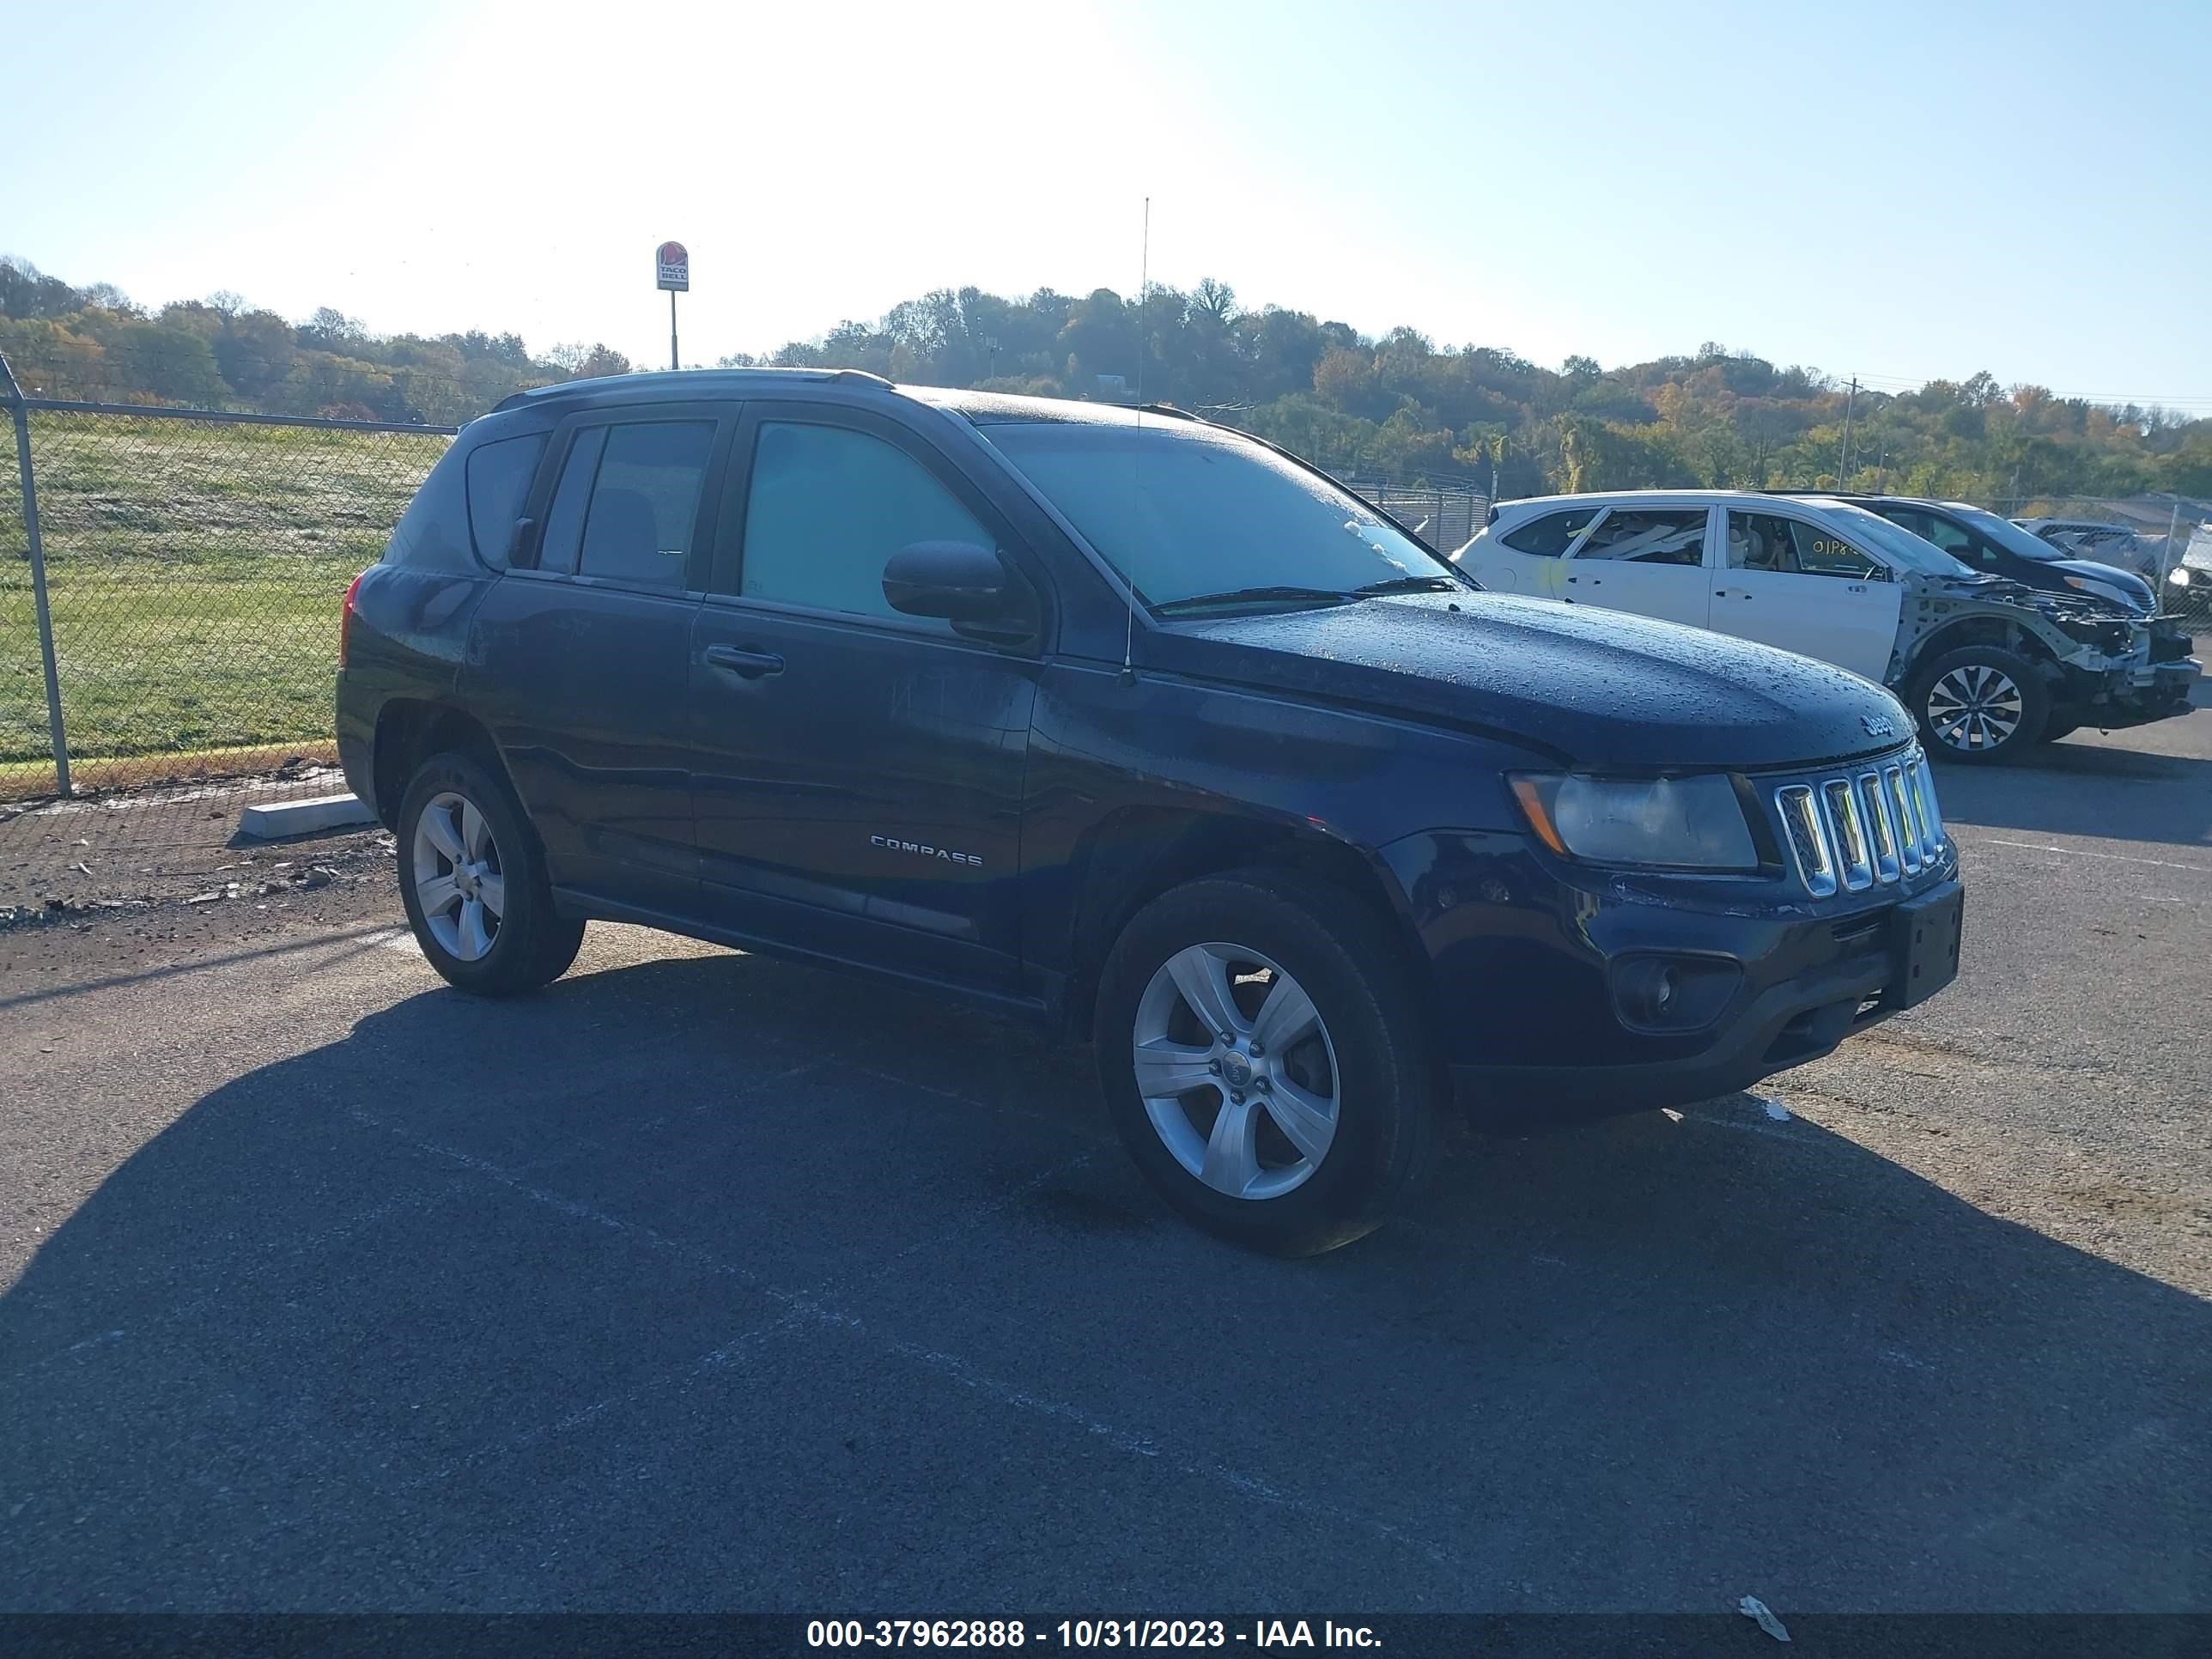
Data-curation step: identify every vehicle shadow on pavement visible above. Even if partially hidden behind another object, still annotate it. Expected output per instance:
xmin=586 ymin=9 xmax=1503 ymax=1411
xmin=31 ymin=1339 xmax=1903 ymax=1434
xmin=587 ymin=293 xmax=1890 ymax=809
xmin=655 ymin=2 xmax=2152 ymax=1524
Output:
xmin=3 ymin=947 xmax=2206 ymax=1612
xmin=1934 ymin=741 xmax=2212 ymax=849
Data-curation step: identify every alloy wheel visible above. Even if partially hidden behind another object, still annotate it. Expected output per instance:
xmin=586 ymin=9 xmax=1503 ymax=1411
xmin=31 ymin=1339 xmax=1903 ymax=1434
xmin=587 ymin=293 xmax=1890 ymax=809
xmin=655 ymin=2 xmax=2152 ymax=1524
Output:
xmin=1925 ymin=664 xmax=2025 ymax=754
xmin=1130 ymin=941 xmax=1340 ymax=1200
xmin=411 ymin=790 xmax=505 ymax=962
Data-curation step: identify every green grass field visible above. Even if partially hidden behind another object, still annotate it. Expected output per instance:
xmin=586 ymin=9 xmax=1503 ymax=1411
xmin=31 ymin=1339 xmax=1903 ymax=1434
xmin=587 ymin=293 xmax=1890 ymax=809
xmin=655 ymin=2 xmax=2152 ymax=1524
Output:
xmin=1 ymin=412 xmax=447 ymax=795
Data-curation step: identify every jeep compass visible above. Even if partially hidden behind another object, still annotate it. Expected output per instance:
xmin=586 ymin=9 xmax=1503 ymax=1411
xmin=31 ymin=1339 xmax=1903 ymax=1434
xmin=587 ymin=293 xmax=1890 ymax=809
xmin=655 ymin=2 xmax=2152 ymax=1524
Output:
xmin=337 ymin=371 xmax=1963 ymax=1253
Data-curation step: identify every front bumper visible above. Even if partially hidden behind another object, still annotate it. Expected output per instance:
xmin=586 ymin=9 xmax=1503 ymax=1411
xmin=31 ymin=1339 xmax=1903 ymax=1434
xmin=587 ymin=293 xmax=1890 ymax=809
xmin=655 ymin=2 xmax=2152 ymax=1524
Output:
xmin=1380 ymin=829 xmax=1963 ymax=1128
xmin=2051 ymin=654 xmax=2200 ymax=731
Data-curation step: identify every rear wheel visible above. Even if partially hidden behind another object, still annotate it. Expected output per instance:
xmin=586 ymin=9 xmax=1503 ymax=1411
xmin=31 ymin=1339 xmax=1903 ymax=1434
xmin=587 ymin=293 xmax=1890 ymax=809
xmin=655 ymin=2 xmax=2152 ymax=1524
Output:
xmin=398 ymin=751 xmax=584 ymax=995
xmin=1094 ymin=869 xmax=1440 ymax=1255
xmin=1908 ymin=645 xmax=2049 ymax=764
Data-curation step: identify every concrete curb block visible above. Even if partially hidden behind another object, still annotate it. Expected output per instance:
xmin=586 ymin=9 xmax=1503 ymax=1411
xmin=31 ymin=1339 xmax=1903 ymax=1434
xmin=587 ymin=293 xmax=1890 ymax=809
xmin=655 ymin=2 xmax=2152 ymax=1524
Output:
xmin=239 ymin=793 xmax=378 ymax=840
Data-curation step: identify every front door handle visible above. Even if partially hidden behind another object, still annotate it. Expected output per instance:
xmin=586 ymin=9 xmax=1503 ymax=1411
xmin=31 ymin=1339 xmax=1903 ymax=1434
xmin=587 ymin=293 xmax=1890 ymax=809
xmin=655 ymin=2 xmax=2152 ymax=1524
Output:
xmin=702 ymin=643 xmax=785 ymax=679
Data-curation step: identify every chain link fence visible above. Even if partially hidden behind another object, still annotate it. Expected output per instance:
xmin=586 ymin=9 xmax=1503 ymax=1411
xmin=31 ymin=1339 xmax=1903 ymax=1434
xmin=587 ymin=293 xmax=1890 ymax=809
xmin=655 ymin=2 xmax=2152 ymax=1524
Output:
xmin=1338 ymin=479 xmax=1491 ymax=553
xmin=2 ymin=362 xmax=452 ymax=801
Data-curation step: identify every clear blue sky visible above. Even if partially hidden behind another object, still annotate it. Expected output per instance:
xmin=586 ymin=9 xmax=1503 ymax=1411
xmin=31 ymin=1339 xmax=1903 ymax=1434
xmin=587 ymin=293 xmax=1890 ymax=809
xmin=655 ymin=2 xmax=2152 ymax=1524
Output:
xmin=4 ymin=0 xmax=2208 ymax=408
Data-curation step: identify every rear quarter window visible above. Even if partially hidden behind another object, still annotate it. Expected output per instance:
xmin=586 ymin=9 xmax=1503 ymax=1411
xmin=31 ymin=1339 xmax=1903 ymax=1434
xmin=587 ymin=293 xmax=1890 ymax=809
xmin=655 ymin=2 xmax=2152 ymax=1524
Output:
xmin=465 ymin=434 xmax=548 ymax=568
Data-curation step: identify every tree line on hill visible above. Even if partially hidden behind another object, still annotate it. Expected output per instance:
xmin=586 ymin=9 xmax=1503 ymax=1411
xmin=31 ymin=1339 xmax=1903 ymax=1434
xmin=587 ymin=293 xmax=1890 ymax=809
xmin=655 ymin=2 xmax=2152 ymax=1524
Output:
xmin=0 ymin=257 xmax=632 ymax=428
xmin=5 ymin=255 xmax=2206 ymax=501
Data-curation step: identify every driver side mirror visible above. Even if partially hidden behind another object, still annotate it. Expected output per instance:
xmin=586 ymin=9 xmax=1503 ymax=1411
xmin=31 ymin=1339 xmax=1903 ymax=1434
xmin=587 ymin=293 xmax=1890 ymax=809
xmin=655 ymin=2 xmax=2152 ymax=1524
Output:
xmin=883 ymin=540 xmax=1036 ymax=643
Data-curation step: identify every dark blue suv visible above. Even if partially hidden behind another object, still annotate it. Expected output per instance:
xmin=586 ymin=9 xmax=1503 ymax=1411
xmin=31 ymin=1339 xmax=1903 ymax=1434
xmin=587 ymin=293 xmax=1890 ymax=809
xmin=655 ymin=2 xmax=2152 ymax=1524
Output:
xmin=337 ymin=371 xmax=1963 ymax=1253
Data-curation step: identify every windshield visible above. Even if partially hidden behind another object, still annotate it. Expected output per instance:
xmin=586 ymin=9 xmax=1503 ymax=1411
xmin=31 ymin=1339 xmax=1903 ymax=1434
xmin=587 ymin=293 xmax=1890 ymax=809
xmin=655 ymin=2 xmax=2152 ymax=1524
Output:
xmin=1816 ymin=501 xmax=1979 ymax=577
xmin=1946 ymin=503 xmax=2070 ymax=563
xmin=979 ymin=419 xmax=1459 ymax=610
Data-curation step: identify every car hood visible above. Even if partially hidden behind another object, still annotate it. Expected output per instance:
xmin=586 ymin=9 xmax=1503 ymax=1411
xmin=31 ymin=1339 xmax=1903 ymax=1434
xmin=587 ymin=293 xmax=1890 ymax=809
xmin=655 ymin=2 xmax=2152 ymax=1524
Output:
xmin=1911 ymin=568 xmax=2141 ymax=625
xmin=1148 ymin=592 xmax=1910 ymax=771
xmin=2048 ymin=557 xmax=2153 ymax=610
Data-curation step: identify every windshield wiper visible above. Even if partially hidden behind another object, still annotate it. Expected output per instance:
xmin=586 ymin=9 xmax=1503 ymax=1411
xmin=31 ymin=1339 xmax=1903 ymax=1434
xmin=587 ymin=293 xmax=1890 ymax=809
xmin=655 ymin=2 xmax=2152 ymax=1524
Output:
xmin=1154 ymin=585 xmax=1352 ymax=615
xmin=1348 ymin=574 xmax=1462 ymax=596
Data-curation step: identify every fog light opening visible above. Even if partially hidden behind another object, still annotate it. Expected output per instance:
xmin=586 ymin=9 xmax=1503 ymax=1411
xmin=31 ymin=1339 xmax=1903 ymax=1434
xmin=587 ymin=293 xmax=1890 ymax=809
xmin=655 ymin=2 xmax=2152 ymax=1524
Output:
xmin=1612 ymin=954 xmax=1742 ymax=1033
xmin=1617 ymin=958 xmax=1675 ymax=1025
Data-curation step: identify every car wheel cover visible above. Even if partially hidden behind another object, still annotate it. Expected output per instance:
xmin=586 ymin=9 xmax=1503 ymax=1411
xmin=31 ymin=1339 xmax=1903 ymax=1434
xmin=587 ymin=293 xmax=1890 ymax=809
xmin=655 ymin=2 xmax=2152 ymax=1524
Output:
xmin=1926 ymin=665 xmax=2025 ymax=752
xmin=1131 ymin=941 xmax=1340 ymax=1200
xmin=411 ymin=789 xmax=505 ymax=962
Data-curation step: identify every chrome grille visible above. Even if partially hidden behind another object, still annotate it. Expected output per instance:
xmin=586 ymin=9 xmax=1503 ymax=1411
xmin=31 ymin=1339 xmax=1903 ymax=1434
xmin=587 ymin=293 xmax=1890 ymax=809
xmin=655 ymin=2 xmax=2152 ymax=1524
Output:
xmin=1820 ymin=778 xmax=1873 ymax=890
xmin=1776 ymin=785 xmax=1834 ymax=896
xmin=1887 ymin=766 xmax=1921 ymax=875
xmin=1774 ymin=750 xmax=1947 ymax=894
xmin=1858 ymin=773 xmax=1899 ymax=882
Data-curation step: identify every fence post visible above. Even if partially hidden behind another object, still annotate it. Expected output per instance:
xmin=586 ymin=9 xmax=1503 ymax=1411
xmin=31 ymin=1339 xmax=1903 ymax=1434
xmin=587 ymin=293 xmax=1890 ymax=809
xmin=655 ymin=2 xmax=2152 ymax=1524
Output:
xmin=0 ymin=353 xmax=70 ymax=797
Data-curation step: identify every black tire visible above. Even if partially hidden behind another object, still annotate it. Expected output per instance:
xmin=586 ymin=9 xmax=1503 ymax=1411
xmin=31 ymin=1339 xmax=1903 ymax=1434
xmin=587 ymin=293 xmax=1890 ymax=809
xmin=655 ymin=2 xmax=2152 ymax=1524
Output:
xmin=2038 ymin=719 xmax=2081 ymax=744
xmin=1093 ymin=868 xmax=1440 ymax=1255
xmin=1906 ymin=645 xmax=2050 ymax=765
xmin=396 ymin=750 xmax=584 ymax=996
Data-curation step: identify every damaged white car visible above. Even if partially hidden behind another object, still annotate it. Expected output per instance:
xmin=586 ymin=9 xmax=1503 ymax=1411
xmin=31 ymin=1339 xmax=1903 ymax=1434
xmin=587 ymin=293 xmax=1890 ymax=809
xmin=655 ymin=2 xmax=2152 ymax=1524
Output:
xmin=1456 ymin=490 xmax=2201 ymax=764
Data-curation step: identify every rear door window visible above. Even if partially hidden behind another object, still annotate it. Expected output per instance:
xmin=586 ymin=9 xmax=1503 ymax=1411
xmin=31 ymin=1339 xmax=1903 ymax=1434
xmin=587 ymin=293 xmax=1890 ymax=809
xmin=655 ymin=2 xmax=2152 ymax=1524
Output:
xmin=1571 ymin=508 xmax=1709 ymax=565
xmin=464 ymin=434 xmax=546 ymax=568
xmin=1500 ymin=507 xmax=1601 ymax=555
xmin=577 ymin=422 xmax=714 ymax=588
xmin=534 ymin=420 xmax=716 ymax=586
xmin=536 ymin=428 xmax=606 ymax=576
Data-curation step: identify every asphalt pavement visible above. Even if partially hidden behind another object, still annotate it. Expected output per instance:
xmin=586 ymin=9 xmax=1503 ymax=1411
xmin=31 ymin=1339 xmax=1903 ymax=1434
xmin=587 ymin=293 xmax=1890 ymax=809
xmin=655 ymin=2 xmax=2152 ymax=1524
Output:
xmin=2 ymin=715 xmax=2207 ymax=1616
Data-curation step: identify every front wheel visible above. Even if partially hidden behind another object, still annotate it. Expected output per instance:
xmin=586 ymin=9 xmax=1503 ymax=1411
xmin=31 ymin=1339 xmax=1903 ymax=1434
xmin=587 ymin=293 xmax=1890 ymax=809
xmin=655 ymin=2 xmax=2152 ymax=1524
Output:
xmin=397 ymin=750 xmax=585 ymax=995
xmin=1093 ymin=869 xmax=1440 ymax=1255
xmin=1908 ymin=645 xmax=2050 ymax=764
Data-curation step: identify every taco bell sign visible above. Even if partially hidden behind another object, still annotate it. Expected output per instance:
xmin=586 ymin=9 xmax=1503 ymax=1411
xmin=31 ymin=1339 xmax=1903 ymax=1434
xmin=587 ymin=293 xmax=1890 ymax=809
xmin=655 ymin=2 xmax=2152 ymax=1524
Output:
xmin=655 ymin=241 xmax=690 ymax=293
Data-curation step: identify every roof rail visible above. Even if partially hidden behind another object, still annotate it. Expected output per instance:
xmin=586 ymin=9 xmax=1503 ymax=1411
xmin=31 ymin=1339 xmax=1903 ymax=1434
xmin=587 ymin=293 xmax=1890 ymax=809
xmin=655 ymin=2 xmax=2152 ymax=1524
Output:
xmin=490 ymin=365 xmax=901 ymax=413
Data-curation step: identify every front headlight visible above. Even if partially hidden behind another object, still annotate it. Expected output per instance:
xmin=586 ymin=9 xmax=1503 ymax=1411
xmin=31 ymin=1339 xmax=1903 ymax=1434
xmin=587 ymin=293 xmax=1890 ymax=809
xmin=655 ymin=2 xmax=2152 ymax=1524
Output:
xmin=2063 ymin=574 xmax=2091 ymax=591
xmin=1509 ymin=772 xmax=1758 ymax=871
xmin=2169 ymin=567 xmax=2191 ymax=586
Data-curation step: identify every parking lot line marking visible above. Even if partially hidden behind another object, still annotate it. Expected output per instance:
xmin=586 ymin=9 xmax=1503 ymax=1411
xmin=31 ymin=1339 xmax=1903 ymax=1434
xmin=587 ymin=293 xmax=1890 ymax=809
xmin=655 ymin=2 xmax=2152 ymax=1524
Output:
xmin=0 ymin=923 xmax=404 ymax=1014
xmin=392 ymin=1305 xmax=814 ymax=1495
xmin=1962 ymin=836 xmax=2209 ymax=874
xmin=0 ymin=1174 xmax=473 ymax=1387
xmin=340 ymin=1106 xmax=1458 ymax=1570
xmin=1675 ymin=1109 xmax=1816 ymax=1146
xmin=544 ymin=1057 xmax=825 ymax=1158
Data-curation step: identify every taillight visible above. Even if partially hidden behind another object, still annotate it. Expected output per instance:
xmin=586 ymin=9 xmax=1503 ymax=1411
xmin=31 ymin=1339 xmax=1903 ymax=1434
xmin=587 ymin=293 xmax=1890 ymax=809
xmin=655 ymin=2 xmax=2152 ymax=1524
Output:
xmin=339 ymin=570 xmax=366 ymax=668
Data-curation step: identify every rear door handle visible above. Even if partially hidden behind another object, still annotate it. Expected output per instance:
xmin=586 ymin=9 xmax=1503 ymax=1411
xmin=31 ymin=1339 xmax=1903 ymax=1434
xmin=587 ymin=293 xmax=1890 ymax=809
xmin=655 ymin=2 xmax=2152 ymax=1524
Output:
xmin=702 ymin=643 xmax=785 ymax=679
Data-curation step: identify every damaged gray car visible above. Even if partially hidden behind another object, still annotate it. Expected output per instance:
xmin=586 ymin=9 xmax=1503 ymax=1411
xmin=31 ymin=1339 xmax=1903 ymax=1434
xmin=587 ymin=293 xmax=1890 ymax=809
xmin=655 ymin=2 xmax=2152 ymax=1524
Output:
xmin=1457 ymin=489 xmax=2202 ymax=764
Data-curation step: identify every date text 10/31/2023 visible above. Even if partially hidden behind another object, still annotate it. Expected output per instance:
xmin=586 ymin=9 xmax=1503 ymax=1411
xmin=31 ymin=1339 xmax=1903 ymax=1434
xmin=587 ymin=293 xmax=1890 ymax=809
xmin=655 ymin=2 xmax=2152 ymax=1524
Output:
xmin=805 ymin=1620 xmax=1382 ymax=1649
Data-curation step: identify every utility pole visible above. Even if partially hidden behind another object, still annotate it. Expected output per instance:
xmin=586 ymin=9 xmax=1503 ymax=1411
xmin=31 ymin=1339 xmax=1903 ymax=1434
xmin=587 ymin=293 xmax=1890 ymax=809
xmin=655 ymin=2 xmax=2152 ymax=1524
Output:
xmin=1837 ymin=376 xmax=1858 ymax=484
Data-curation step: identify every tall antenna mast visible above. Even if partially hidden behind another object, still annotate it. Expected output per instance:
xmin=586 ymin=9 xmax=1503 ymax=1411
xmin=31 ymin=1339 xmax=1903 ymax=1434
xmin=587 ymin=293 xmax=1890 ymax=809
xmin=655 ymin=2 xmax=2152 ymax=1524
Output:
xmin=1121 ymin=196 xmax=1149 ymax=684
xmin=1139 ymin=198 xmax=1151 ymax=317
